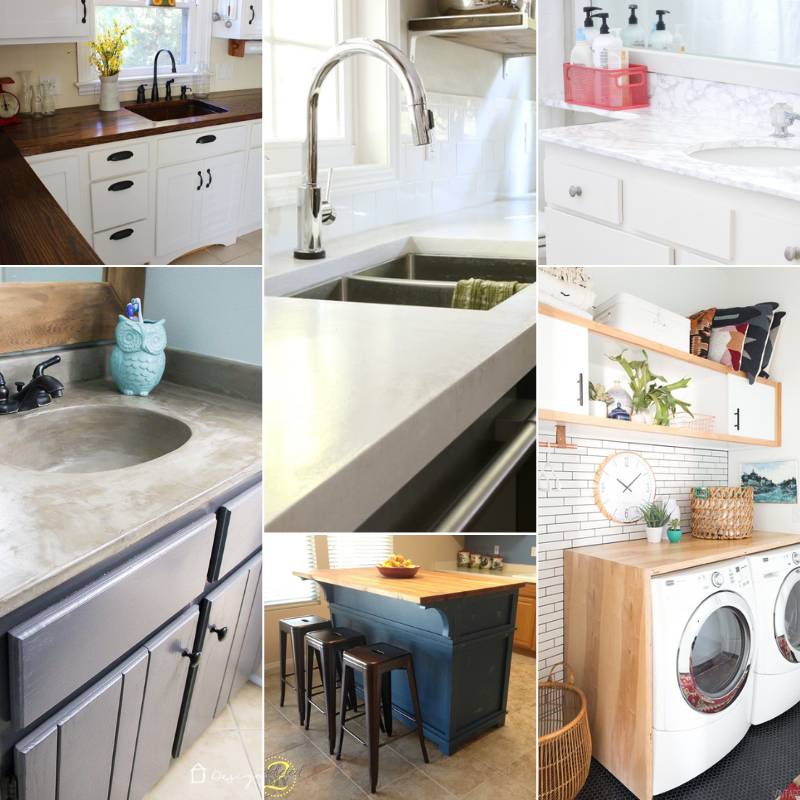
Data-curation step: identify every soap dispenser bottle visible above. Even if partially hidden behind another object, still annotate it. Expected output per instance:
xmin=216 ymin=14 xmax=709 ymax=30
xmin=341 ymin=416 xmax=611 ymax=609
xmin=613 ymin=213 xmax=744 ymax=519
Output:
xmin=591 ymin=12 xmax=622 ymax=69
xmin=622 ymin=4 xmax=646 ymax=47
xmin=570 ymin=26 xmax=593 ymax=66
xmin=582 ymin=6 xmax=603 ymax=44
xmin=650 ymin=9 xmax=673 ymax=50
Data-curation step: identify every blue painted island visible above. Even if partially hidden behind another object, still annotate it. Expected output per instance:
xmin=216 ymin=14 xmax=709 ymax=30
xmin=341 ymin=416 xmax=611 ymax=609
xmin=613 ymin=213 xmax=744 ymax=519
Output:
xmin=293 ymin=567 xmax=529 ymax=755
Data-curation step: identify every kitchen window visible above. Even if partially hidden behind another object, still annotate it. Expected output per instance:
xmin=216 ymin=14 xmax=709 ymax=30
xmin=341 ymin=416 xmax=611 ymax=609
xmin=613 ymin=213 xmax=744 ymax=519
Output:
xmin=327 ymin=535 xmax=393 ymax=569
xmin=263 ymin=535 xmax=319 ymax=607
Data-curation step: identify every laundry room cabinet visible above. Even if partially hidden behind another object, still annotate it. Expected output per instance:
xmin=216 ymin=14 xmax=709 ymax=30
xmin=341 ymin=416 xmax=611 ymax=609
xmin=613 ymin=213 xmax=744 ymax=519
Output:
xmin=213 ymin=0 xmax=262 ymax=39
xmin=537 ymin=313 xmax=589 ymax=417
xmin=0 ymin=0 xmax=93 ymax=44
xmin=727 ymin=375 xmax=778 ymax=442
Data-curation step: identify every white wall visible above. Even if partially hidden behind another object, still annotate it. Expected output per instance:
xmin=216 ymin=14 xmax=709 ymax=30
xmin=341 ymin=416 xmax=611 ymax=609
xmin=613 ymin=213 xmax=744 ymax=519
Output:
xmin=144 ymin=267 xmax=262 ymax=365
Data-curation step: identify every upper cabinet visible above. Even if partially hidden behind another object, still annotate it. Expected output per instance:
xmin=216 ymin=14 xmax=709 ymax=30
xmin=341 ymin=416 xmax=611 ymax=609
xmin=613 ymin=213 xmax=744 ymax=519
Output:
xmin=213 ymin=0 xmax=262 ymax=40
xmin=537 ymin=313 xmax=590 ymax=417
xmin=0 ymin=0 xmax=93 ymax=43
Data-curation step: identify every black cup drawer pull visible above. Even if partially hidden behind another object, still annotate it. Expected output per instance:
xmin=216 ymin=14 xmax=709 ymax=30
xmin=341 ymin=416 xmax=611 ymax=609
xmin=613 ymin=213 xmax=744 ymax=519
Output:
xmin=107 ymin=150 xmax=134 ymax=162
xmin=196 ymin=134 xmax=217 ymax=144
xmin=108 ymin=180 xmax=134 ymax=192
xmin=110 ymin=228 xmax=134 ymax=241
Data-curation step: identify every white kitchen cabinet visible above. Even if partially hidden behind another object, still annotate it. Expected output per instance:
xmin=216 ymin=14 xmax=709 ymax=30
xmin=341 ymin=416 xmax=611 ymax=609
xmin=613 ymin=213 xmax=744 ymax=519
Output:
xmin=537 ymin=313 xmax=590 ymax=416
xmin=199 ymin=151 xmax=247 ymax=242
xmin=240 ymin=146 xmax=263 ymax=233
xmin=0 ymin=0 xmax=93 ymax=43
xmin=213 ymin=0 xmax=262 ymax=39
xmin=727 ymin=376 xmax=776 ymax=442
xmin=28 ymin=153 xmax=92 ymax=242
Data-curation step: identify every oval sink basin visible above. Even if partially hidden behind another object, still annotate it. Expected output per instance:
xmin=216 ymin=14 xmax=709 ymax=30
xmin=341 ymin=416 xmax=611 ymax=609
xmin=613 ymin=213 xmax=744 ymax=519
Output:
xmin=3 ymin=406 xmax=191 ymax=474
xmin=690 ymin=145 xmax=800 ymax=168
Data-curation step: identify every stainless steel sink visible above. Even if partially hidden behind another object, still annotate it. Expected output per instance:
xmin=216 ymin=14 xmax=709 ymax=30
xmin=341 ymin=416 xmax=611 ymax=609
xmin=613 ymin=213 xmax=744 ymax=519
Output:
xmin=126 ymin=99 xmax=228 ymax=122
xmin=356 ymin=254 xmax=535 ymax=283
xmin=294 ymin=276 xmax=456 ymax=308
xmin=3 ymin=406 xmax=192 ymax=474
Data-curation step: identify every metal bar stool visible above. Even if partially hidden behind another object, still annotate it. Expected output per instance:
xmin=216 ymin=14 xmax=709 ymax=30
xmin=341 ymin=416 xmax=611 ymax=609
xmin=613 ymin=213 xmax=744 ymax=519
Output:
xmin=278 ymin=615 xmax=331 ymax=725
xmin=304 ymin=627 xmax=366 ymax=753
xmin=337 ymin=642 xmax=429 ymax=793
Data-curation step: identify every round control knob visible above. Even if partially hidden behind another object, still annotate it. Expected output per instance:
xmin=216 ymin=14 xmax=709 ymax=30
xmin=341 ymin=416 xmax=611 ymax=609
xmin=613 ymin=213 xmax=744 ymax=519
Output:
xmin=785 ymin=246 xmax=800 ymax=262
xmin=568 ymin=185 xmax=583 ymax=198
xmin=793 ymin=552 xmax=800 ymax=566
xmin=711 ymin=571 xmax=724 ymax=588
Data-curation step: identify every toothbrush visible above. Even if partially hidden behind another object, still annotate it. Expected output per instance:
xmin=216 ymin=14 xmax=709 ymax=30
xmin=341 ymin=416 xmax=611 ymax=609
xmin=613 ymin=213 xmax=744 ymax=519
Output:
xmin=126 ymin=298 xmax=143 ymax=324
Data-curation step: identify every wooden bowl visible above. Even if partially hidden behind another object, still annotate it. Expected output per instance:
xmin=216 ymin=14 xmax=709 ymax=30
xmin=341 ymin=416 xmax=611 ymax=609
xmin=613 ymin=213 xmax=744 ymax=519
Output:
xmin=376 ymin=565 xmax=420 ymax=579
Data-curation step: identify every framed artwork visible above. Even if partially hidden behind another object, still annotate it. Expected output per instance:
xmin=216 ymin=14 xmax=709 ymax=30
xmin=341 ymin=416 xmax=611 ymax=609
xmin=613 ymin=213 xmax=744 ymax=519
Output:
xmin=741 ymin=460 xmax=798 ymax=504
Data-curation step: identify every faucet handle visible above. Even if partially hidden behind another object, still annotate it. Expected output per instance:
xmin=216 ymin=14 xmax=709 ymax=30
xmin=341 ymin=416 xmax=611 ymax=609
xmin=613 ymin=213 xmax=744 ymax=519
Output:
xmin=33 ymin=355 xmax=61 ymax=378
xmin=321 ymin=167 xmax=336 ymax=226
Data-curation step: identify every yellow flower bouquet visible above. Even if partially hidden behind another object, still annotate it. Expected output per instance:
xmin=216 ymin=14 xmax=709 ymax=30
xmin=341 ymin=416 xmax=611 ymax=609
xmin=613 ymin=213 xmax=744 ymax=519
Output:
xmin=87 ymin=20 xmax=132 ymax=111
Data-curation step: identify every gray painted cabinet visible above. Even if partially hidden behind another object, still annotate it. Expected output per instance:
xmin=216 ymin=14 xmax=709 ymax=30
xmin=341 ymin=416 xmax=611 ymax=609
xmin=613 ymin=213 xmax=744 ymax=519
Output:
xmin=211 ymin=483 xmax=262 ymax=581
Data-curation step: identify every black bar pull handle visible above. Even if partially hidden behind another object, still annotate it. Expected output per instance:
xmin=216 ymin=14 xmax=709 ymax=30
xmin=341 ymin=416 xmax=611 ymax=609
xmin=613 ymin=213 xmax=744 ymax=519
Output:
xmin=108 ymin=180 xmax=134 ymax=192
xmin=81 ymin=0 xmax=87 ymax=23
xmin=577 ymin=372 xmax=584 ymax=406
xmin=735 ymin=408 xmax=741 ymax=431
xmin=196 ymin=134 xmax=217 ymax=144
xmin=107 ymin=150 xmax=134 ymax=162
xmin=249 ymin=4 xmax=255 ymax=24
xmin=197 ymin=170 xmax=203 ymax=190
xmin=206 ymin=168 xmax=212 ymax=188
xmin=110 ymin=228 xmax=134 ymax=241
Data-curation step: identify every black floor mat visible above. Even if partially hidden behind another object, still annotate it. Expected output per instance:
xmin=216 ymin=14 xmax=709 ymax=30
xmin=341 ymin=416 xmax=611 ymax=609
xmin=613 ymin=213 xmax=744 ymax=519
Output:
xmin=576 ymin=701 xmax=800 ymax=800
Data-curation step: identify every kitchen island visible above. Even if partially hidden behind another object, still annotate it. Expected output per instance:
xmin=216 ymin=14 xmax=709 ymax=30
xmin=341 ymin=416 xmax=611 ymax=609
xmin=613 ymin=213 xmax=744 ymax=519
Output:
xmin=293 ymin=567 xmax=530 ymax=755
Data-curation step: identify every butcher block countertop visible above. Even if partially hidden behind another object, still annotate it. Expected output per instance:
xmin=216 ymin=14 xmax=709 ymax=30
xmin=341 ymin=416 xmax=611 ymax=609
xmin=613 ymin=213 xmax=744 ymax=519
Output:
xmin=293 ymin=567 xmax=530 ymax=605
xmin=569 ymin=530 xmax=800 ymax=577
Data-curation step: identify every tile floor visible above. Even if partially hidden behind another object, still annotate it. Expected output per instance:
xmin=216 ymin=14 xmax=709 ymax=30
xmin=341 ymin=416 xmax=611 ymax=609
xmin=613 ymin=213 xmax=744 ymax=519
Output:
xmin=143 ymin=681 xmax=262 ymax=799
xmin=169 ymin=230 xmax=263 ymax=265
xmin=264 ymin=653 xmax=535 ymax=799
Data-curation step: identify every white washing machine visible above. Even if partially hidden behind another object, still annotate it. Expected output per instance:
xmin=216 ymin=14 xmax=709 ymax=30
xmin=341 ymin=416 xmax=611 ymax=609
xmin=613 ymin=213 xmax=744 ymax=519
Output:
xmin=748 ymin=546 xmax=800 ymax=724
xmin=652 ymin=558 xmax=756 ymax=795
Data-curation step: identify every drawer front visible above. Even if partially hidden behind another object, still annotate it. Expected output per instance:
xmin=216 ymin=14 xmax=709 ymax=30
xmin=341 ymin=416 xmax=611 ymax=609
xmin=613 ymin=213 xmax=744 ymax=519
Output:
xmin=545 ymin=159 xmax=622 ymax=225
xmin=546 ymin=208 xmax=672 ymax=265
xmin=15 ymin=649 xmax=148 ymax=800
xmin=210 ymin=482 xmax=262 ymax=581
xmin=93 ymin=217 xmax=154 ymax=265
xmin=735 ymin=208 xmax=800 ymax=265
xmin=626 ymin=180 xmax=733 ymax=260
xmin=157 ymin=124 xmax=248 ymax=166
xmin=89 ymin=142 xmax=149 ymax=182
xmin=91 ymin=172 xmax=149 ymax=233
xmin=9 ymin=515 xmax=215 ymax=728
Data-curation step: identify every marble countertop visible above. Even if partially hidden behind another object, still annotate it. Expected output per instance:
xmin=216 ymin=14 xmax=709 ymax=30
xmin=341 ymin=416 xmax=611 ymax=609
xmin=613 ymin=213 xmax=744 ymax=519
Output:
xmin=540 ymin=114 xmax=800 ymax=203
xmin=0 ymin=379 xmax=262 ymax=617
xmin=264 ymin=284 xmax=536 ymax=532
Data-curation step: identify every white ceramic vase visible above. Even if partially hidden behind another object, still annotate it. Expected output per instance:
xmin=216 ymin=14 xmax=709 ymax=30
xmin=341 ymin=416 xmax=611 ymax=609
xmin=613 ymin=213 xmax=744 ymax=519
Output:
xmin=590 ymin=400 xmax=608 ymax=418
xmin=646 ymin=526 xmax=664 ymax=544
xmin=99 ymin=74 xmax=120 ymax=112
xmin=632 ymin=407 xmax=655 ymax=425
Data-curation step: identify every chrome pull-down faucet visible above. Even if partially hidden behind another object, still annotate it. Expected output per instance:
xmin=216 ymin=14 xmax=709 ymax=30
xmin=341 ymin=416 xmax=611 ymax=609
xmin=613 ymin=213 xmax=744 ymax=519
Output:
xmin=294 ymin=38 xmax=435 ymax=260
xmin=770 ymin=103 xmax=800 ymax=138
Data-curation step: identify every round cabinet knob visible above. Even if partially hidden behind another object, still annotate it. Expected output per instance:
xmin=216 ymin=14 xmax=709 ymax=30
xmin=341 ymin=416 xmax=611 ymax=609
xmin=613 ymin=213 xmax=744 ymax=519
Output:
xmin=711 ymin=571 xmax=724 ymax=588
xmin=785 ymin=246 xmax=800 ymax=262
xmin=793 ymin=552 xmax=800 ymax=566
xmin=209 ymin=625 xmax=228 ymax=642
xmin=568 ymin=185 xmax=583 ymax=198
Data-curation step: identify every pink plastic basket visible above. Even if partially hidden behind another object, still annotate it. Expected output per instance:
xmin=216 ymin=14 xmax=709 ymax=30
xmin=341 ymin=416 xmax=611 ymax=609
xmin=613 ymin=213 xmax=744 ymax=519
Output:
xmin=563 ymin=63 xmax=649 ymax=111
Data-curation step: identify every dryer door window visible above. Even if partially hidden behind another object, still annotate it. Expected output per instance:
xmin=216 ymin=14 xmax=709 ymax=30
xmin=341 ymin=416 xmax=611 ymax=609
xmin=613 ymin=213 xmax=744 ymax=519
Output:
xmin=678 ymin=591 xmax=753 ymax=714
xmin=775 ymin=568 xmax=800 ymax=663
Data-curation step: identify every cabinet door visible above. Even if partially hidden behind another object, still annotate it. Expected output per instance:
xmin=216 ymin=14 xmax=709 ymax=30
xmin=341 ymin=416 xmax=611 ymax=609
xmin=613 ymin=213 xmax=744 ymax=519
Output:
xmin=199 ymin=151 xmax=247 ymax=243
xmin=514 ymin=594 xmax=535 ymax=652
xmin=0 ymin=0 xmax=91 ymax=41
xmin=735 ymin=208 xmax=800 ymax=265
xmin=537 ymin=314 xmax=589 ymax=416
xmin=727 ymin=376 xmax=776 ymax=442
xmin=241 ymin=146 xmax=263 ymax=233
xmin=155 ymin=160 xmax=204 ymax=257
xmin=28 ymin=154 xmax=91 ymax=242
xmin=246 ymin=0 xmax=262 ymax=36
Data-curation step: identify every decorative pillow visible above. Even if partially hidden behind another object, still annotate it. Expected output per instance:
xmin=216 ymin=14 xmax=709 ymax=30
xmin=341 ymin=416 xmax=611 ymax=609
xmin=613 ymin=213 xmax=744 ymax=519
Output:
xmin=759 ymin=311 xmax=786 ymax=379
xmin=708 ymin=323 xmax=748 ymax=371
xmin=713 ymin=303 xmax=779 ymax=383
xmin=689 ymin=308 xmax=716 ymax=358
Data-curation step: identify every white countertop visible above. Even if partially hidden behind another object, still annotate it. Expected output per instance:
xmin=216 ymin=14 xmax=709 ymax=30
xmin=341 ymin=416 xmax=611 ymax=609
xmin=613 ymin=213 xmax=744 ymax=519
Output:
xmin=263 ymin=285 xmax=536 ymax=532
xmin=540 ymin=114 xmax=800 ymax=203
xmin=265 ymin=200 xmax=537 ymax=296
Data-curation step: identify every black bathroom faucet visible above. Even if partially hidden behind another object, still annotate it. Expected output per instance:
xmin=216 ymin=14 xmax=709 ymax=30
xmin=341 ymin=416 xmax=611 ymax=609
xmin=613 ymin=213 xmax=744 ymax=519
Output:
xmin=151 ymin=49 xmax=177 ymax=102
xmin=0 ymin=356 xmax=65 ymax=415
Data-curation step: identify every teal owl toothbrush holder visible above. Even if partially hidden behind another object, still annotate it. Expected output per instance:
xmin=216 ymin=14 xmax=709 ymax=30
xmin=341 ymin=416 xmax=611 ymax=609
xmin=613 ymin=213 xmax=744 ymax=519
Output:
xmin=111 ymin=297 xmax=167 ymax=397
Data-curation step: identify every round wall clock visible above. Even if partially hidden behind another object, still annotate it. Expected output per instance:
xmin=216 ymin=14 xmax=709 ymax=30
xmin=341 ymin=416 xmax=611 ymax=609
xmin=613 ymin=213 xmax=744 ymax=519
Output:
xmin=594 ymin=451 xmax=656 ymax=523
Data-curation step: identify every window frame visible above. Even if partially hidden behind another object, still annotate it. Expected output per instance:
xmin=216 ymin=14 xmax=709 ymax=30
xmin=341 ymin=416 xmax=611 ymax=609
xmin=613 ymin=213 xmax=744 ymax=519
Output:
xmin=76 ymin=0 xmax=212 ymax=96
xmin=263 ymin=534 xmax=319 ymax=608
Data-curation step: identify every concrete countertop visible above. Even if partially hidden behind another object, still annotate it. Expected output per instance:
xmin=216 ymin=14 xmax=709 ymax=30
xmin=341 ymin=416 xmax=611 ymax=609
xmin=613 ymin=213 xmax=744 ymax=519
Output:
xmin=0 ymin=379 xmax=262 ymax=617
xmin=540 ymin=114 xmax=800 ymax=203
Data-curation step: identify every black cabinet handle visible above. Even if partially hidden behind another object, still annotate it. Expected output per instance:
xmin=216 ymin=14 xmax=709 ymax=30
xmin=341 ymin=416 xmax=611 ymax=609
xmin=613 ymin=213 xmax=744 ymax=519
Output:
xmin=209 ymin=625 xmax=228 ymax=642
xmin=110 ymin=228 xmax=134 ymax=241
xmin=196 ymin=134 xmax=217 ymax=144
xmin=249 ymin=4 xmax=255 ymax=24
xmin=735 ymin=408 xmax=741 ymax=431
xmin=206 ymin=168 xmax=212 ymax=188
xmin=108 ymin=180 xmax=134 ymax=192
xmin=107 ymin=150 xmax=133 ymax=162
xmin=182 ymin=649 xmax=202 ymax=666
xmin=81 ymin=0 xmax=87 ymax=23
xmin=578 ymin=373 xmax=584 ymax=406
xmin=197 ymin=170 xmax=203 ymax=190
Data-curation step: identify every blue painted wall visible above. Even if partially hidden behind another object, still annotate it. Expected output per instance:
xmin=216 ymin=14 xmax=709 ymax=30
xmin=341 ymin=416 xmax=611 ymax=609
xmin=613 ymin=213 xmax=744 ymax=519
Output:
xmin=1 ymin=267 xmax=104 ymax=282
xmin=462 ymin=535 xmax=536 ymax=564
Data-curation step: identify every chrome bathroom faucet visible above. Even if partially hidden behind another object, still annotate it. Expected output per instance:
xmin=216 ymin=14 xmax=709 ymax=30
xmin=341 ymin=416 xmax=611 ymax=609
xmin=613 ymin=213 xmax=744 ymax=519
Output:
xmin=294 ymin=38 xmax=435 ymax=260
xmin=770 ymin=103 xmax=800 ymax=138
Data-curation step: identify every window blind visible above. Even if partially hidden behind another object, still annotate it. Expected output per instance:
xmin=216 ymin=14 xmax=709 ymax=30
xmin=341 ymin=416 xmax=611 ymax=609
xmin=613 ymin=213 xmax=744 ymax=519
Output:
xmin=327 ymin=535 xmax=393 ymax=569
xmin=263 ymin=534 xmax=318 ymax=606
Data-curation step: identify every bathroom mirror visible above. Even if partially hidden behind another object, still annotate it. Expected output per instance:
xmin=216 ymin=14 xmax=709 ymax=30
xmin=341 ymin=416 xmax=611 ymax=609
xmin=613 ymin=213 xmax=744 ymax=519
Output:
xmin=572 ymin=0 xmax=800 ymax=67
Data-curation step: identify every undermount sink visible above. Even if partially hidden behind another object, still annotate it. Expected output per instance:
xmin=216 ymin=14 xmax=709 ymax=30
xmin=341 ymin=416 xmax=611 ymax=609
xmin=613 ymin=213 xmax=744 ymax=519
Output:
xmin=126 ymin=99 xmax=228 ymax=122
xmin=3 ymin=406 xmax=191 ymax=474
xmin=689 ymin=144 xmax=800 ymax=168
xmin=292 ymin=255 xmax=534 ymax=309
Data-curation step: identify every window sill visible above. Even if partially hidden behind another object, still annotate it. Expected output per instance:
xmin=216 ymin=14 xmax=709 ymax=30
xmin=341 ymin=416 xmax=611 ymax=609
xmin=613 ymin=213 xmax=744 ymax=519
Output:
xmin=75 ymin=72 xmax=211 ymax=97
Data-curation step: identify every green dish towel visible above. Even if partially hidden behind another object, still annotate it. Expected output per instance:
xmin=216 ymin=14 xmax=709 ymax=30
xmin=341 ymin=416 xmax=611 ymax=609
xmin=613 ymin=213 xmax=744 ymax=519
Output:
xmin=451 ymin=279 xmax=529 ymax=310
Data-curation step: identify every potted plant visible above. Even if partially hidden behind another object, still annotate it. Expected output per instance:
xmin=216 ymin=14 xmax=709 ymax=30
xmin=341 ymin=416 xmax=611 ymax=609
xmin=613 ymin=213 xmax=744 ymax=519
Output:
xmin=667 ymin=518 xmax=683 ymax=544
xmin=88 ymin=19 xmax=132 ymax=112
xmin=588 ymin=382 xmax=612 ymax=418
xmin=640 ymin=500 xmax=670 ymax=543
xmin=608 ymin=349 xmax=693 ymax=426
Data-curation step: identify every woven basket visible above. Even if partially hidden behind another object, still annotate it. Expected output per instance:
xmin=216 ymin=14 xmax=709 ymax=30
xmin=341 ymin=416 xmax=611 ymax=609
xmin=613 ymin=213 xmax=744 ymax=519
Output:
xmin=539 ymin=664 xmax=592 ymax=800
xmin=691 ymin=486 xmax=754 ymax=540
